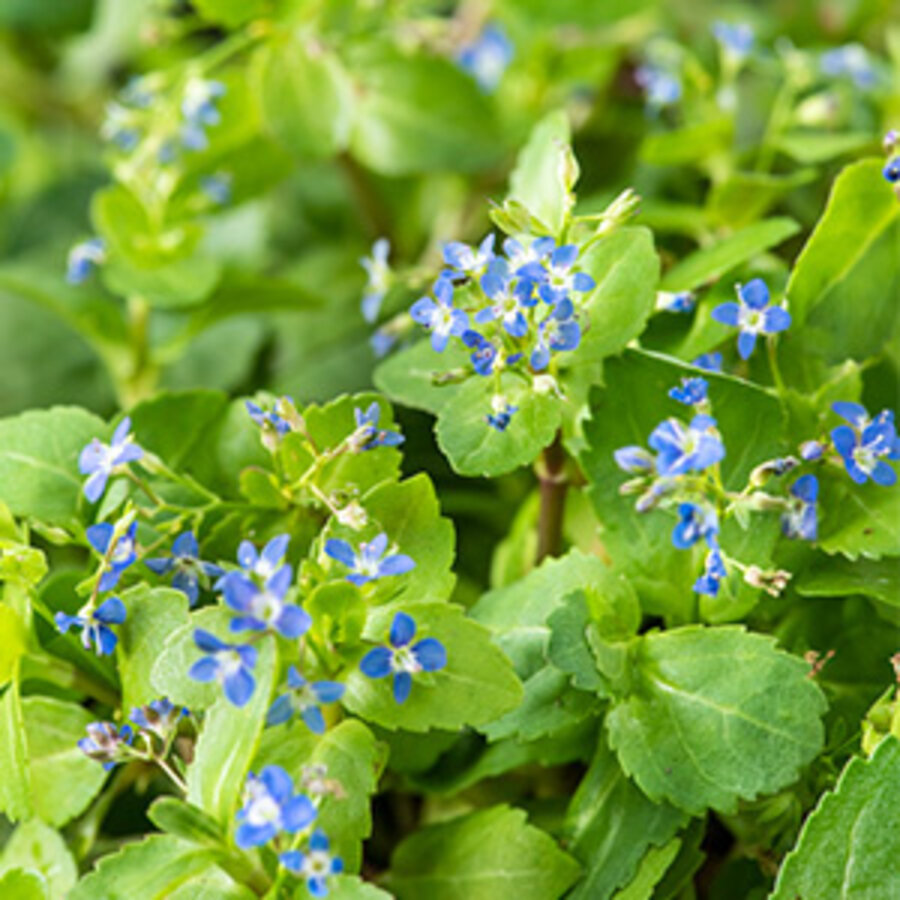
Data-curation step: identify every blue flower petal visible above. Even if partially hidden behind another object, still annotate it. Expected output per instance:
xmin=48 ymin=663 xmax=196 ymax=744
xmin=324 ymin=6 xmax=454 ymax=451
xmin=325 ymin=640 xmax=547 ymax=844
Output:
xmin=188 ymin=657 xmax=219 ymax=682
xmin=738 ymin=278 xmax=769 ymax=309
xmin=711 ymin=302 xmax=740 ymax=326
xmin=301 ymin=705 xmax=326 ymax=734
xmin=360 ymin=646 xmax=392 ymax=679
xmin=413 ymin=637 xmax=447 ymax=672
xmin=86 ymin=523 xmax=114 ymax=555
xmin=393 ymin=671 xmax=413 ymax=704
xmin=737 ymin=330 xmax=757 ymax=360
xmin=379 ymin=554 xmax=415 ymax=577
xmin=95 ymin=596 xmax=126 ymax=624
xmin=390 ymin=612 xmax=416 ymax=647
xmin=266 ymin=694 xmax=294 ymax=727
xmin=223 ymin=666 xmax=255 ymax=707
xmin=282 ymin=794 xmax=317 ymax=832
xmin=324 ymin=539 xmax=356 ymax=568
xmin=275 ymin=604 xmax=312 ymax=639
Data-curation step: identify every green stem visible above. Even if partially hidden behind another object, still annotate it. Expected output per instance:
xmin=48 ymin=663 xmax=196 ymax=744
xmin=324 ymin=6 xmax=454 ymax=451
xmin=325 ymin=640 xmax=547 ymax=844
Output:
xmin=755 ymin=80 xmax=795 ymax=174
xmin=767 ymin=336 xmax=786 ymax=395
xmin=535 ymin=431 xmax=568 ymax=563
xmin=21 ymin=652 xmax=119 ymax=707
xmin=121 ymin=295 xmax=158 ymax=407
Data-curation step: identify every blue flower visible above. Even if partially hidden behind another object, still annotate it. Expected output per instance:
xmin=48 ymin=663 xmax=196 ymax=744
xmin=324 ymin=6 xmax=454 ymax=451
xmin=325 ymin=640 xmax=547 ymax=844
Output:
xmin=354 ymin=402 xmax=404 ymax=450
xmin=410 ymin=277 xmax=469 ymax=352
xmin=783 ymin=475 xmax=818 ymax=541
xmin=486 ymin=402 xmax=518 ymax=432
xmin=238 ymin=533 xmax=291 ymax=580
xmin=246 ymin=398 xmax=293 ymax=437
xmin=672 ymin=503 xmax=719 ymax=550
xmin=462 ymin=329 xmax=499 ymax=376
xmin=200 ymin=172 xmax=232 ymax=205
xmin=635 ymin=65 xmax=681 ymax=108
xmin=145 ymin=531 xmax=223 ymax=606
xmin=821 ymin=44 xmax=876 ymax=89
xmin=694 ymin=544 xmax=727 ymax=596
xmin=442 ymin=234 xmax=495 ymax=278
xmin=87 ymin=521 xmax=138 ymax=592
xmin=711 ymin=279 xmax=791 ymax=360
xmin=831 ymin=402 xmax=899 ymax=486
xmin=188 ymin=629 xmax=257 ymax=707
xmin=476 ymin=259 xmax=535 ymax=338
xmin=884 ymin=157 xmax=900 ymax=184
xmin=78 ymin=417 xmax=143 ymax=503
xmin=692 ymin=352 xmax=723 ymax=373
xmin=129 ymin=698 xmax=186 ymax=738
xmin=530 ymin=298 xmax=581 ymax=370
xmin=712 ymin=21 xmax=754 ymax=59
xmin=360 ymin=238 xmax=391 ymax=323
xmin=503 ymin=236 xmax=555 ymax=274
xmin=370 ymin=327 xmax=396 ymax=358
xmin=799 ymin=440 xmax=826 ymax=462
xmin=180 ymin=78 xmax=226 ymax=151
xmin=101 ymin=103 xmax=140 ymax=151
xmin=613 ymin=446 xmax=656 ymax=474
xmin=324 ymin=533 xmax=414 ymax=586
xmin=669 ymin=376 xmax=708 ymax=407
xmin=280 ymin=830 xmax=344 ymax=897
xmin=235 ymin=765 xmax=317 ymax=850
xmin=649 ymin=414 xmax=725 ymax=476
xmin=359 ymin=612 xmax=447 ymax=704
xmin=78 ymin=722 xmax=133 ymax=771
xmin=656 ymin=290 xmax=696 ymax=313
xmin=267 ymin=666 xmax=345 ymax=734
xmin=67 ymin=237 xmax=106 ymax=284
xmin=456 ymin=24 xmax=513 ymax=93
xmin=55 ymin=597 xmax=127 ymax=656
xmin=530 ymin=245 xmax=595 ymax=306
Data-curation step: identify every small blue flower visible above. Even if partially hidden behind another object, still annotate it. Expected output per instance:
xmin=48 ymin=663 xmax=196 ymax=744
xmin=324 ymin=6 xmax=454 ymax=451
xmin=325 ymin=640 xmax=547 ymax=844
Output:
xmin=67 ymin=237 xmax=107 ymax=284
xmin=370 ymin=327 xmax=396 ymax=358
xmin=360 ymin=238 xmax=391 ymax=323
xmin=462 ymin=329 xmax=500 ymax=376
xmin=129 ymin=698 xmax=187 ymax=738
xmin=324 ymin=533 xmax=414 ymax=587
xmin=86 ymin=521 xmax=138 ymax=592
xmin=694 ymin=544 xmax=727 ymax=596
xmin=503 ymin=236 xmax=555 ymax=274
xmin=799 ymin=440 xmax=826 ymax=462
xmin=237 ymin=533 xmax=290 ymax=580
xmin=529 ymin=245 xmax=595 ymax=306
xmin=669 ymin=376 xmax=708 ymax=407
xmin=530 ymin=299 xmax=581 ymax=370
xmin=236 ymin=765 xmax=317 ymax=850
xmin=831 ymin=402 xmax=899 ymax=486
xmin=359 ymin=612 xmax=447 ymax=704
xmin=246 ymin=398 xmax=293 ymax=437
xmin=100 ymin=103 xmax=140 ymax=151
xmin=354 ymin=402 xmax=404 ymax=450
xmin=442 ymin=234 xmax=495 ymax=278
xmin=188 ymin=629 xmax=257 ymax=707
xmin=711 ymin=279 xmax=791 ymax=360
xmin=613 ymin=446 xmax=656 ymax=474
xmin=635 ymin=65 xmax=681 ymax=108
xmin=180 ymin=78 xmax=226 ymax=151
xmin=672 ymin=503 xmax=719 ymax=550
xmin=78 ymin=417 xmax=144 ymax=503
xmin=656 ymin=290 xmax=696 ymax=313
xmin=712 ymin=21 xmax=754 ymax=59
xmin=410 ymin=277 xmax=469 ymax=352
xmin=884 ymin=157 xmax=900 ymax=184
xmin=280 ymin=829 xmax=344 ymax=897
xmin=456 ymin=24 xmax=513 ymax=93
xmin=692 ymin=352 xmax=723 ymax=373
xmin=783 ymin=474 xmax=818 ymax=541
xmin=821 ymin=44 xmax=876 ymax=89
xmin=55 ymin=597 xmax=127 ymax=656
xmin=267 ymin=666 xmax=345 ymax=734
xmin=649 ymin=414 xmax=725 ymax=476
xmin=486 ymin=402 xmax=518 ymax=432
xmin=200 ymin=172 xmax=232 ymax=205
xmin=476 ymin=258 xmax=535 ymax=338
xmin=78 ymin=722 xmax=133 ymax=771
xmin=145 ymin=531 xmax=223 ymax=606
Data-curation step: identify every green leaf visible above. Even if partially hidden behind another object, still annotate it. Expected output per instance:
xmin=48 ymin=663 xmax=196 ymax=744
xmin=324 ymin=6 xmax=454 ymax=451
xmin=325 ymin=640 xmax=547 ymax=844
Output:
xmin=191 ymin=0 xmax=268 ymax=27
xmin=254 ymin=35 xmax=353 ymax=159
xmin=565 ymin=740 xmax=686 ymax=900
xmin=817 ymin=479 xmax=900 ymax=561
xmin=795 ymin=554 xmax=900 ymax=605
xmin=612 ymin=840 xmax=681 ymax=900
xmin=186 ymin=634 xmax=276 ymax=828
xmin=640 ymin=117 xmax=732 ymax=167
xmin=435 ymin=374 xmax=561 ymax=477
xmin=0 ymin=406 xmax=107 ymax=528
xmin=0 ymin=0 xmax=92 ymax=31
xmin=166 ymin=868 xmax=256 ymax=900
xmin=771 ymin=737 xmax=900 ymax=899
xmin=374 ymin=340 xmax=469 ymax=417
xmin=787 ymin=158 xmax=900 ymax=326
xmin=118 ymin=586 xmax=191 ymax=713
xmin=255 ymin=720 xmax=387 ymax=871
xmin=21 ymin=697 xmax=107 ymax=827
xmin=706 ymin=169 xmax=817 ymax=230
xmin=147 ymin=797 xmax=226 ymax=847
xmin=605 ymin=626 xmax=826 ymax=815
xmin=343 ymin=603 xmax=522 ymax=732
xmin=348 ymin=46 xmax=505 ymax=175
xmin=0 ymin=819 xmax=77 ymax=900
xmin=324 ymin=877 xmax=394 ymax=899
xmin=776 ymin=131 xmax=875 ymax=164
xmin=68 ymin=835 xmax=222 ymax=900
xmin=575 ymin=228 xmax=659 ymax=363
xmin=546 ymin=592 xmax=608 ymax=692
xmin=0 ymin=678 xmax=31 ymax=821
xmin=0 ymin=869 xmax=47 ymax=900
xmin=659 ymin=218 xmax=799 ymax=293
xmin=388 ymin=805 xmax=580 ymax=899
xmin=507 ymin=110 xmax=573 ymax=237
xmin=102 ymin=256 xmax=223 ymax=311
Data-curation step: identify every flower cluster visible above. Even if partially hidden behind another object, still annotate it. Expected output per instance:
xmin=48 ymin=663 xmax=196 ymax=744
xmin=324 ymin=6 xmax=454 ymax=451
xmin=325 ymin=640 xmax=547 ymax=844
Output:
xmin=409 ymin=234 xmax=596 ymax=430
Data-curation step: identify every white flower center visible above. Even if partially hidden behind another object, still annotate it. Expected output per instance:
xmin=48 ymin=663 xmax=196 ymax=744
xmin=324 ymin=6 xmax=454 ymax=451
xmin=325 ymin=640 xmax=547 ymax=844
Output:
xmin=304 ymin=852 xmax=332 ymax=877
xmin=391 ymin=646 xmax=422 ymax=675
xmin=246 ymin=793 xmax=282 ymax=827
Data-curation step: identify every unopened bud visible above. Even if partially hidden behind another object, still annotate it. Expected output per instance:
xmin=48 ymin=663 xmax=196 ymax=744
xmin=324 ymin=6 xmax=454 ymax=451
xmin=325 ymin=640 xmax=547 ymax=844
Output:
xmin=744 ymin=565 xmax=791 ymax=596
xmin=336 ymin=501 xmax=368 ymax=531
xmin=749 ymin=456 xmax=799 ymax=486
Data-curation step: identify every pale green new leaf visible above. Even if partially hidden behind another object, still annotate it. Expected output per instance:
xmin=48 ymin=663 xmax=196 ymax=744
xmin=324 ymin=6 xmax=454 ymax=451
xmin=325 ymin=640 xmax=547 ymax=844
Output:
xmin=0 ymin=819 xmax=77 ymax=900
xmin=0 ymin=869 xmax=47 ymax=900
xmin=771 ymin=737 xmax=900 ymax=899
xmin=612 ymin=840 xmax=682 ymax=900
xmin=0 ymin=676 xmax=31 ymax=821
xmin=605 ymin=626 xmax=827 ymax=815
xmin=387 ymin=805 xmax=581 ymax=900
xmin=373 ymin=339 xmax=468 ymax=417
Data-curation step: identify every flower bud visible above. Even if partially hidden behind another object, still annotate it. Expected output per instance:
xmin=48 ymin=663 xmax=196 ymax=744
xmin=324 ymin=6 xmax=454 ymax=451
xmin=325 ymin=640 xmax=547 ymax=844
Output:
xmin=743 ymin=565 xmax=791 ymax=596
